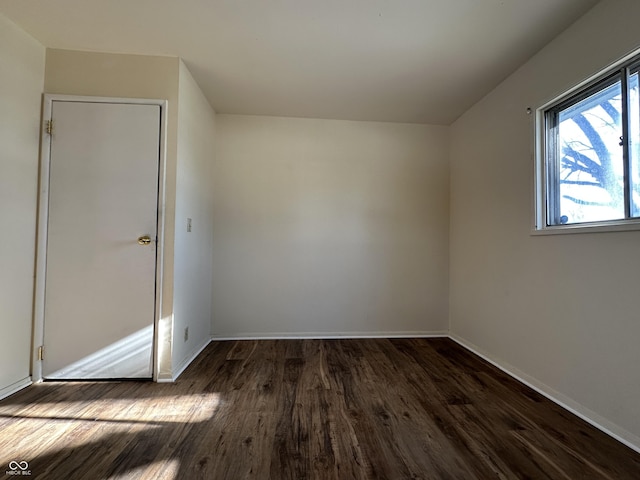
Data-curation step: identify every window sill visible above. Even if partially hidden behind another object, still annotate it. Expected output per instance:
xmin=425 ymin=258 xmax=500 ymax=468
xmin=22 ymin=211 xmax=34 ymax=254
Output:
xmin=531 ymin=220 xmax=640 ymax=235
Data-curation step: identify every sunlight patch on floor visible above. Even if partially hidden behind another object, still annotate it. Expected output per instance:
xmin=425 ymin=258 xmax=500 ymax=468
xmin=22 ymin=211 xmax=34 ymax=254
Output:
xmin=0 ymin=393 xmax=221 ymax=475
xmin=111 ymin=458 xmax=181 ymax=480
xmin=0 ymin=393 xmax=221 ymax=425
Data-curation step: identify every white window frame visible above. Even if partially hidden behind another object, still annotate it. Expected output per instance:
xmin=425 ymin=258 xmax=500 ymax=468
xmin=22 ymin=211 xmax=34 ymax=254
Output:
xmin=534 ymin=51 xmax=640 ymax=235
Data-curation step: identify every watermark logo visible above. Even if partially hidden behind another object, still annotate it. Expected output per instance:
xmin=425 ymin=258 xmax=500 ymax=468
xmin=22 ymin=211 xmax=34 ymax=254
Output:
xmin=6 ymin=461 xmax=31 ymax=476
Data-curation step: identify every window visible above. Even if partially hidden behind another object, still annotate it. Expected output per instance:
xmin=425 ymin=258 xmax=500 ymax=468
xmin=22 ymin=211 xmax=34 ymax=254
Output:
xmin=537 ymin=54 xmax=640 ymax=231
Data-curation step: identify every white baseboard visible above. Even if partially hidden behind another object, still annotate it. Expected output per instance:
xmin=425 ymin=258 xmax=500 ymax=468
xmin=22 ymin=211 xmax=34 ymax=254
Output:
xmin=450 ymin=334 xmax=640 ymax=455
xmin=170 ymin=338 xmax=213 ymax=382
xmin=210 ymin=330 xmax=448 ymax=341
xmin=0 ymin=377 xmax=32 ymax=401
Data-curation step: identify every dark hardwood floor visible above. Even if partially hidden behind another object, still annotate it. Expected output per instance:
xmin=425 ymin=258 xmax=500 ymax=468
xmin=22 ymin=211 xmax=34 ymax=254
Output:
xmin=0 ymin=338 xmax=639 ymax=479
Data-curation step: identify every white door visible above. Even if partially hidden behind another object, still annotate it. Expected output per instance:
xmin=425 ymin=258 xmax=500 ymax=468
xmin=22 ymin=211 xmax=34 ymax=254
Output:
xmin=42 ymin=100 xmax=161 ymax=379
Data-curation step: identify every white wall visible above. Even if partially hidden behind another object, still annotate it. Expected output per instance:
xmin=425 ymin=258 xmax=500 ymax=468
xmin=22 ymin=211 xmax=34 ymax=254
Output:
xmin=212 ymin=115 xmax=449 ymax=338
xmin=173 ymin=61 xmax=216 ymax=375
xmin=450 ymin=0 xmax=640 ymax=448
xmin=44 ymin=49 xmax=180 ymax=380
xmin=0 ymin=14 xmax=45 ymax=397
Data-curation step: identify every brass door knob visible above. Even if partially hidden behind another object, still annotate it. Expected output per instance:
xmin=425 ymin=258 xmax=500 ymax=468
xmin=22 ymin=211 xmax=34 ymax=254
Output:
xmin=137 ymin=235 xmax=152 ymax=245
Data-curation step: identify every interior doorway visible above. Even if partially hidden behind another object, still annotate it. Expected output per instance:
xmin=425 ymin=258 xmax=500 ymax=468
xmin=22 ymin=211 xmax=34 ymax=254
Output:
xmin=35 ymin=95 xmax=167 ymax=380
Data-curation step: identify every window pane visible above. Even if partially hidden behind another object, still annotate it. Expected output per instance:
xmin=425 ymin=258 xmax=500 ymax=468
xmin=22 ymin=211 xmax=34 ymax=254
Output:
xmin=555 ymin=81 xmax=624 ymax=224
xmin=629 ymin=71 xmax=640 ymax=217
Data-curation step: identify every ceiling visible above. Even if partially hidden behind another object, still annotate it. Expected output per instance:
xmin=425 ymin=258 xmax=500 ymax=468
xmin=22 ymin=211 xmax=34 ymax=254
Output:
xmin=0 ymin=0 xmax=598 ymax=125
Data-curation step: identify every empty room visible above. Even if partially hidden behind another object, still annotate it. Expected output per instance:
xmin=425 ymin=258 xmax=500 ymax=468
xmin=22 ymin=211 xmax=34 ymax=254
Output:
xmin=1 ymin=0 xmax=640 ymax=478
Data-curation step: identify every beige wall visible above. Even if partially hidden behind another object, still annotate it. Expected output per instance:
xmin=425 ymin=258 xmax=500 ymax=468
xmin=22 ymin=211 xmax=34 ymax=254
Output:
xmin=450 ymin=0 xmax=640 ymax=448
xmin=212 ymin=115 xmax=449 ymax=337
xmin=44 ymin=49 xmax=180 ymax=380
xmin=173 ymin=60 xmax=216 ymax=375
xmin=0 ymin=14 xmax=45 ymax=397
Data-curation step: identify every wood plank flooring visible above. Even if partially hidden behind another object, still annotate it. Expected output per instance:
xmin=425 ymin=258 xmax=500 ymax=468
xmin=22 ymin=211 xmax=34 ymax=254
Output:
xmin=0 ymin=338 xmax=639 ymax=479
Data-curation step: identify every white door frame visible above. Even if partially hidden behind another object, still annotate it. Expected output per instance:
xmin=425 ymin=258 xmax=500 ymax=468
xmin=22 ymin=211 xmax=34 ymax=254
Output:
xmin=33 ymin=94 xmax=168 ymax=382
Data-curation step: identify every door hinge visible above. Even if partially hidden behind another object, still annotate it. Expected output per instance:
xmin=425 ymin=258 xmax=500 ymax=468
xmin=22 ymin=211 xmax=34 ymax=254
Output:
xmin=37 ymin=346 xmax=44 ymax=361
xmin=45 ymin=120 xmax=54 ymax=135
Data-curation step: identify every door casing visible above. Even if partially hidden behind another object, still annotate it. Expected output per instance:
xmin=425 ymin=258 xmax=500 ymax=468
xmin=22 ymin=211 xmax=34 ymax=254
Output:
xmin=33 ymin=94 xmax=168 ymax=382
